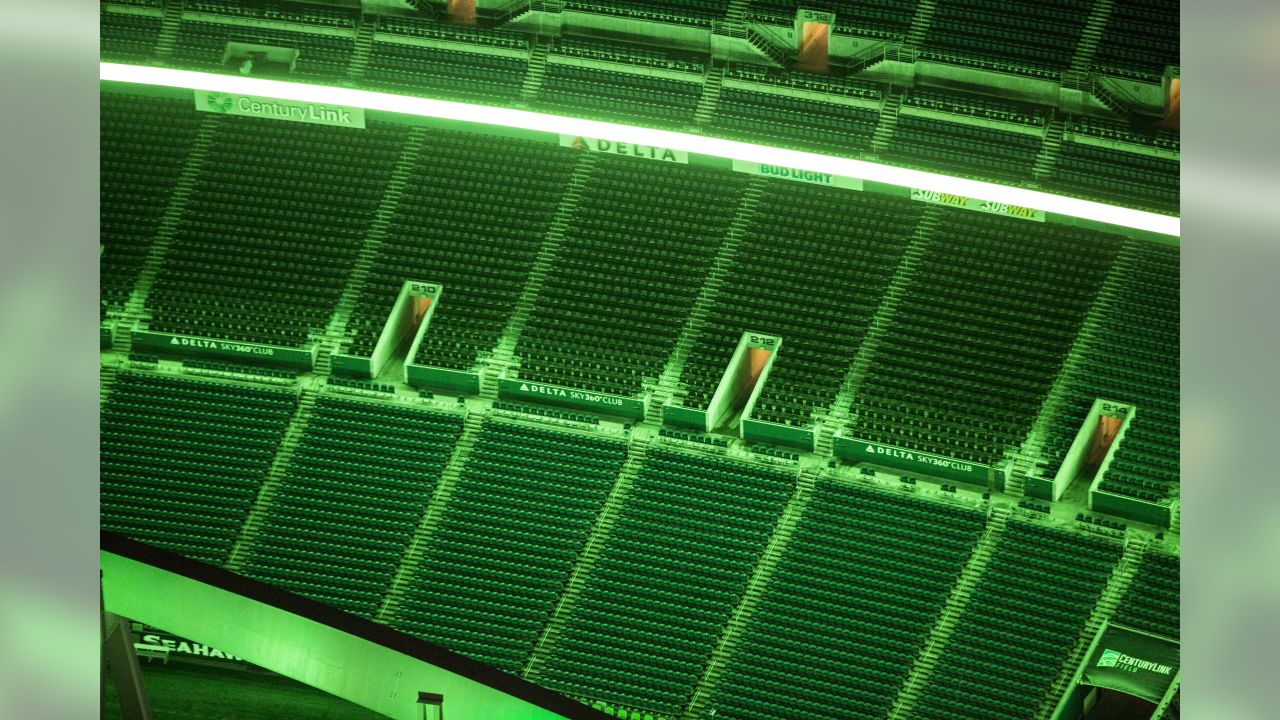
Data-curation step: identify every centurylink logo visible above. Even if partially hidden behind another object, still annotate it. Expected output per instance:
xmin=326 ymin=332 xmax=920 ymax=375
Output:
xmin=206 ymin=93 xmax=233 ymax=113
xmin=1096 ymin=649 xmax=1172 ymax=674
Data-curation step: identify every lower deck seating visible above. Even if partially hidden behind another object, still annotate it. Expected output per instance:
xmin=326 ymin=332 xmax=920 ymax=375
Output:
xmin=241 ymin=396 xmax=464 ymax=618
xmin=847 ymin=211 xmax=1122 ymax=466
xmin=100 ymin=371 xmax=297 ymax=566
xmin=681 ymin=185 xmax=919 ymax=427
xmin=396 ymin=419 xmax=627 ymax=673
xmin=365 ymin=42 xmax=527 ymax=103
xmin=535 ymin=64 xmax=702 ymax=129
xmin=539 ymin=449 xmax=795 ymax=716
xmin=100 ymin=92 xmax=203 ymax=315
xmin=146 ymin=116 xmax=407 ymax=347
xmin=1038 ymin=241 xmax=1178 ymax=503
xmin=1112 ymin=549 xmax=1179 ymax=641
xmin=1048 ymin=141 xmax=1179 ymax=215
xmin=708 ymin=481 xmax=987 ymax=720
xmin=515 ymin=158 xmax=746 ymax=396
xmin=709 ymin=87 xmax=878 ymax=156
xmin=913 ymin=520 xmax=1123 ymax=720
xmin=343 ymin=130 xmax=577 ymax=370
xmin=885 ymin=115 xmax=1042 ymax=182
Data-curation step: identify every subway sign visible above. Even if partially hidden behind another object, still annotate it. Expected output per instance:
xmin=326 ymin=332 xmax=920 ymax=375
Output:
xmin=195 ymin=90 xmax=365 ymax=129
xmin=910 ymin=188 xmax=1045 ymax=222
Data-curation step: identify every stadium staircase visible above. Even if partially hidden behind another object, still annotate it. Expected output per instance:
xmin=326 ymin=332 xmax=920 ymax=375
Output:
xmin=153 ymin=0 xmax=183 ymax=59
xmin=520 ymin=40 xmax=551 ymax=103
xmin=115 ymin=115 xmax=219 ymax=355
xmin=375 ymin=408 xmax=484 ymax=622
xmin=316 ymin=127 xmax=429 ymax=376
xmin=521 ymin=433 xmax=651 ymax=681
xmin=224 ymin=386 xmax=318 ymax=573
xmin=1071 ymin=0 xmax=1117 ymax=73
xmin=871 ymin=91 xmax=904 ymax=154
xmin=1033 ymin=534 xmax=1149 ymax=720
xmin=903 ymin=0 xmax=940 ymax=51
xmin=346 ymin=14 xmax=376 ymax=81
xmin=1033 ymin=117 xmax=1066 ymax=181
xmin=826 ymin=206 xmax=939 ymax=453
xmin=683 ymin=468 xmax=816 ymax=720
xmin=1007 ymin=238 xmax=1136 ymax=490
xmin=486 ymin=153 xmax=599 ymax=396
xmin=647 ymin=177 xmax=765 ymax=426
xmin=723 ymin=0 xmax=751 ymax=25
xmin=1092 ymin=78 xmax=1139 ymax=122
xmin=692 ymin=65 xmax=725 ymax=128
xmin=887 ymin=503 xmax=1012 ymax=720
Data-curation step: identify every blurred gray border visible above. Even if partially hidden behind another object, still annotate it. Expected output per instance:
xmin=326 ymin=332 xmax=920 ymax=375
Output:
xmin=1182 ymin=2 xmax=1280 ymax=719
xmin=0 ymin=1 xmax=100 ymax=718
xmin=0 ymin=1 xmax=1269 ymax=718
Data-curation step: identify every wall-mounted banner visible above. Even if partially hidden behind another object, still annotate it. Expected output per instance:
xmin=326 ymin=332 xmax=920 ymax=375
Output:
xmin=133 ymin=625 xmax=246 ymax=663
xmin=1080 ymin=624 xmax=1179 ymax=703
xmin=195 ymin=90 xmax=365 ymax=129
xmin=732 ymin=160 xmax=864 ymax=190
xmin=834 ymin=435 xmax=991 ymax=484
xmin=559 ymin=135 xmax=688 ymax=163
xmin=910 ymin=188 xmax=1045 ymax=221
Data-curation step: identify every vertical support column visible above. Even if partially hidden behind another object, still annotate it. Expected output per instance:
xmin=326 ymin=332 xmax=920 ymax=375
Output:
xmin=103 ymin=612 xmax=154 ymax=720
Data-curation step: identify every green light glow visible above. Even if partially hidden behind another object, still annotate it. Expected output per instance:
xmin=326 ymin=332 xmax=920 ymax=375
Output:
xmin=100 ymin=62 xmax=1179 ymax=237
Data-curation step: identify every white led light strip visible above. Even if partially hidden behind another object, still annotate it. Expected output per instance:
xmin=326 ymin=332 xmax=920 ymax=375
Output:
xmin=101 ymin=62 xmax=1179 ymax=237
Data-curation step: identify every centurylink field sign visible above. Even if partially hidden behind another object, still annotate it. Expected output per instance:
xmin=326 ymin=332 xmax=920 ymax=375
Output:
xmin=195 ymin=90 xmax=365 ymax=129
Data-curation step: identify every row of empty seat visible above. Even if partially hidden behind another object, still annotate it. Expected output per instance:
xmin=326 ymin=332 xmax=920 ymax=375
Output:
xmin=709 ymin=87 xmax=878 ymax=156
xmin=885 ymin=115 xmax=1042 ymax=183
xmin=903 ymin=87 xmax=1050 ymax=127
xmin=539 ymin=448 xmax=796 ymax=716
xmin=241 ymin=395 xmax=464 ymax=618
xmin=1112 ymin=549 xmax=1180 ymax=641
xmin=535 ymin=64 xmax=703 ymax=129
xmin=101 ymin=372 xmax=297 ymax=566
xmin=147 ymin=114 xmax=407 ymax=347
xmin=343 ymin=129 xmax=577 ymax=371
xmin=515 ymin=157 xmax=746 ymax=396
xmin=913 ymin=519 xmax=1123 ymax=720
xmin=396 ymin=420 xmax=628 ymax=673
xmin=185 ymin=0 xmax=359 ymax=28
xmin=680 ymin=184 xmax=919 ymax=428
xmin=846 ymin=211 xmax=1123 ymax=466
xmin=922 ymin=0 xmax=1093 ymax=76
xmin=726 ymin=62 xmax=885 ymax=102
xmin=100 ymin=94 xmax=202 ymax=317
xmin=551 ymin=38 xmax=708 ymax=75
xmin=707 ymin=480 xmax=988 ymax=720
xmin=1038 ymin=241 xmax=1179 ymax=504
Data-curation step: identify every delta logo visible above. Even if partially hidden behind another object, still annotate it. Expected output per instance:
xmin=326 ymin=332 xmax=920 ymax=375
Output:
xmin=206 ymin=92 xmax=233 ymax=113
xmin=519 ymin=382 xmax=567 ymax=397
xmin=1096 ymin=649 xmax=1173 ymax=675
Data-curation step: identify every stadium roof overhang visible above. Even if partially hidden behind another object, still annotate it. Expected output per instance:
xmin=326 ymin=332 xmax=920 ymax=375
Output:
xmin=100 ymin=62 xmax=1179 ymax=238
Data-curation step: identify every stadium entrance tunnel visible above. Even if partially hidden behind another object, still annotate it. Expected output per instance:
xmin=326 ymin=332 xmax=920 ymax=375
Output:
xmin=100 ymin=533 xmax=613 ymax=720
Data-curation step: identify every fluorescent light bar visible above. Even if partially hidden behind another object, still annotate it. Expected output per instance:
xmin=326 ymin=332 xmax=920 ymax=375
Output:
xmin=101 ymin=62 xmax=1179 ymax=237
